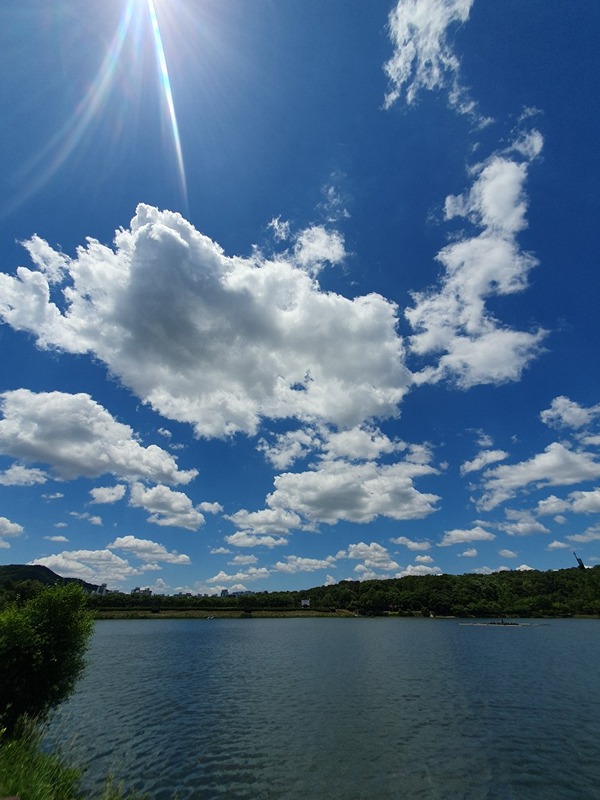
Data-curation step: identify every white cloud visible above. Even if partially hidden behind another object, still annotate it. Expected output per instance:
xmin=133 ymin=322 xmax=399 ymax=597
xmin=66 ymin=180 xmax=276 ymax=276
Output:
xmin=535 ymin=495 xmax=570 ymax=516
xmin=460 ymin=449 xmax=508 ymax=475
xmin=0 ymin=516 xmax=24 ymax=547
xmin=30 ymin=549 xmax=139 ymax=584
xmin=268 ymin=216 xmax=291 ymax=242
xmin=390 ymin=535 xmax=431 ymax=550
xmin=536 ymin=488 xmax=600 ymax=517
xmin=516 ymin=564 xmax=534 ymax=572
xmin=264 ymin=456 xmax=440 ymax=526
xmin=0 ymin=206 xmax=410 ymax=438
xmin=414 ymin=554 xmax=434 ymax=563
xmin=129 ymin=482 xmax=205 ymax=530
xmin=109 ymin=535 xmax=191 ymax=564
xmin=384 ymin=0 xmax=477 ymax=115
xmin=479 ymin=442 xmax=600 ymax=510
xmin=210 ymin=547 xmax=231 ymax=555
xmin=498 ymin=510 xmax=549 ymax=536
xmin=224 ymin=532 xmax=288 ymax=549
xmin=257 ymin=424 xmax=405 ymax=471
xmin=498 ymin=549 xmax=517 ymax=558
xmin=198 ymin=501 xmax=223 ymax=514
xmin=207 ymin=567 xmax=270 ymax=584
xmin=149 ymin=577 xmax=169 ymax=593
xmin=582 ymin=435 xmax=600 ymax=447
xmin=318 ymin=180 xmax=350 ymax=224
xmin=90 ymin=485 xmax=126 ymax=504
xmin=70 ymin=511 xmax=102 ymax=526
xmin=293 ymin=226 xmax=346 ymax=275
xmin=567 ymin=526 xmax=600 ymax=544
xmin=472 ymin=565 xmax=510 ymax=575
xmin=340 ymin=541 xmax=400 ymax=572
xmin=322 ymin=426 xmax=402 ymax=462
xmin=257 ymin=428 xmax=319 ymax=470
xmin=406 ymin=140 xmax=546 ymax=389
xmin=44 ymin=535 xmax=69 ymax=543
xmin=541 ymin=396 xmax=600 ymax=430
xmin=459 ymin=548 xmax=477 ymax=557
xmin=547 ymin=540 xmax=569 ymax=550
xmin=43 ymin=492 xmax=64 ymax=500
xmin=226 ymin=507 xmax=301 ymax=536
xmin=0 ymin=464 xmax=48 ymax=486
xmin=438 ymin=526 xmax=495 ymax=546
xmin=274 ymin=555 xmax=336 ymax=573
xmin=474 ymin=431 xmax=494 ymax=449
xmin=399 ymin=564 xmax=442 ymax=576
xmin=228 ymin=555 xmax=258 ymax=566
xmin=0 ymin=389 xmax=197 ymax=485
xmin=512 ymin=130 xmax=544 ymax=161
xmin=569 ymin=488 xmax=600 ymax=514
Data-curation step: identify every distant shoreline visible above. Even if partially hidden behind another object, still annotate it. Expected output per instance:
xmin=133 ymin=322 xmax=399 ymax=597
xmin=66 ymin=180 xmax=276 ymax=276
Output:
xmin=92 ymin=609 xmax=355 ymax=619
xmin=91 ymin=609 xmax=600 ymax=621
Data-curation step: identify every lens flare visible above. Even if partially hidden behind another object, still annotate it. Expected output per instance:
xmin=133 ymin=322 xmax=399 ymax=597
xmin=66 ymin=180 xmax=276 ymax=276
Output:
xmin=146 ymin=0 xmax=188 ymax=208
xmin=2 ymin=0 xmax=188 ymax=218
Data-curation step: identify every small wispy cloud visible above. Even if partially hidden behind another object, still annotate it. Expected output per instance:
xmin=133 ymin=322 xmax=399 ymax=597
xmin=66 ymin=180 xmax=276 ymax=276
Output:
xmin=384 ymin=0 xmax=483 ymax=120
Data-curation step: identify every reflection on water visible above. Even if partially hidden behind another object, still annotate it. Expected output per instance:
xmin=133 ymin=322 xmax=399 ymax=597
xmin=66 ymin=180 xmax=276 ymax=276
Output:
xmin=46 ymin=618 xmax=600 ymax=799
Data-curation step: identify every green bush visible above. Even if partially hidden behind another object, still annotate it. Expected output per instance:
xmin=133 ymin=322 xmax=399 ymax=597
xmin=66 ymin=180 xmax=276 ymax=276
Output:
xmin=0 ymin=583 xmax=94 ymax=735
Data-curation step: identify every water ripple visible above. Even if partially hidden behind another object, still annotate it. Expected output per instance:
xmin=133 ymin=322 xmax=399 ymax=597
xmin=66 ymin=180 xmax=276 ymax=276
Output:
xmin=46 ymin=618 xmax=600 ymax=800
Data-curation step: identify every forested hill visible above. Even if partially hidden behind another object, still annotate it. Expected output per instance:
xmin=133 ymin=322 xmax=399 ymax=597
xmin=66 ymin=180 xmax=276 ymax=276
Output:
xmin=0 ymin=564 xmax=98 ymax=598
xmin=298 ymin=566 xmax=599 ymax=617
xmin=86 ymin=565 xmax=600 ymax=618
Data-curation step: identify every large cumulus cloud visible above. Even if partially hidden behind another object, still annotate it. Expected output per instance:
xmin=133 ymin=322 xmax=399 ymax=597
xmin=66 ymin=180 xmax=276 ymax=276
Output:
xmin=0 ymin=205 xmax=410 ymax=438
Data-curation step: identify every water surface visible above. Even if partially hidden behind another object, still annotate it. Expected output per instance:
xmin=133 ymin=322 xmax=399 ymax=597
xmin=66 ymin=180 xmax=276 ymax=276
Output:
xmin=46 ymin=618 xmax=600 ymax=799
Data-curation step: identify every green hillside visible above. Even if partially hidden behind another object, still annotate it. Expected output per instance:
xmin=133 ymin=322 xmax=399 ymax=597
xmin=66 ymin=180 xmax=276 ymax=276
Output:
xmin=0 ymin=564 xmax=98 ymax=596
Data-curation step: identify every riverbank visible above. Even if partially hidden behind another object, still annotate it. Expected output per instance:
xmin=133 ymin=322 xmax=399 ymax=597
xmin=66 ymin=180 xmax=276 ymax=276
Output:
xmin=92 ymin=608 xmax=357 ymax=620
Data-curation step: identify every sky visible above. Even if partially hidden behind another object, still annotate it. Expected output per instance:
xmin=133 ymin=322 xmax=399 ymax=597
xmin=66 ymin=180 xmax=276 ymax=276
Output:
xmin=1 ymin=0 xmax=600 ymax=594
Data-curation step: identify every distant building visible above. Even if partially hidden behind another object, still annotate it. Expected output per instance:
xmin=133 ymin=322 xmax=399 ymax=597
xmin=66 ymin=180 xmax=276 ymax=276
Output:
xmin=220 ymin=589 xmax=229 ymax=597
xmin=301 ymin=598 xmax=310 ymax=608
xmin=94 ymin=583 xmax=108 ymax=596
xmin=230 ymin=590 xmax=254 ymax=597
xmin=131 ymin=587 xmax=152 ymax=596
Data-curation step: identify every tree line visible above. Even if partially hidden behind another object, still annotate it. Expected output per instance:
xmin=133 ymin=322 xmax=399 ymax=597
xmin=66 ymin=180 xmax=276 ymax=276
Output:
xmin=85 ymin=566 xmax=600 ymax=617
xmin=1 ymin=565 xmax=599 ymax=617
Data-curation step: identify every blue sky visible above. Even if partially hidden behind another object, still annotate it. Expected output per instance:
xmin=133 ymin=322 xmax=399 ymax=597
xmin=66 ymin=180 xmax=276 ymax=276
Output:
xmin=1 ymin=0 xmax=599 ymax=593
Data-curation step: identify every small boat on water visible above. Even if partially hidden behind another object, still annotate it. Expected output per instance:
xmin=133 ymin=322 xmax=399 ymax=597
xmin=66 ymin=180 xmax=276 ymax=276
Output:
xmin=458 ymin=619 xmax=539 ymax=627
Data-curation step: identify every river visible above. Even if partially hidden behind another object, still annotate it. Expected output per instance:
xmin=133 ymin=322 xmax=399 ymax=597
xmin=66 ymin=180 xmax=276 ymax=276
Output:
xmin=45 ymin=618 xmax=600 ymax=799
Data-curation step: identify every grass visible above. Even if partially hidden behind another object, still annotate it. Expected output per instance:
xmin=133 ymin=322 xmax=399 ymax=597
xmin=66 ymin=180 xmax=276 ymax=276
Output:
xmin=0 ymin=723 xmax=145 ymax=800
xmin=0 ymin=724 xmax=80 ymax=800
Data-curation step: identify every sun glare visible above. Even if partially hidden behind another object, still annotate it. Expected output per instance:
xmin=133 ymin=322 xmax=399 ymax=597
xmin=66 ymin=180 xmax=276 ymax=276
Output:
xmin=2 ymin=0 xmax=188 ymax=218
xmin=146 ymin=0 xmax=188 ymax=208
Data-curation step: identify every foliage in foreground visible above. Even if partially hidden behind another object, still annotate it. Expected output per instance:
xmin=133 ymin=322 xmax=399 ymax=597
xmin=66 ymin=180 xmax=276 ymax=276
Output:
xmin=0 ymin=723 xmax=81 ymax=800
xmin=0 ymin=583 xmax=94 ymax=735
xmin=0 ymin=724 xmax=146 ymax=800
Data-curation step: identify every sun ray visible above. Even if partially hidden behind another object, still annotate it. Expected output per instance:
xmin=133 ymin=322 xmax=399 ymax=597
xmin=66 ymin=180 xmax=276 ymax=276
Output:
xmin=1 ymin=0 xmax=137 ymax=219
xmin=146 ymin=0 xmax=188 ymax=209
xmin=2 ymin=0 xmax=189 ymax=219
